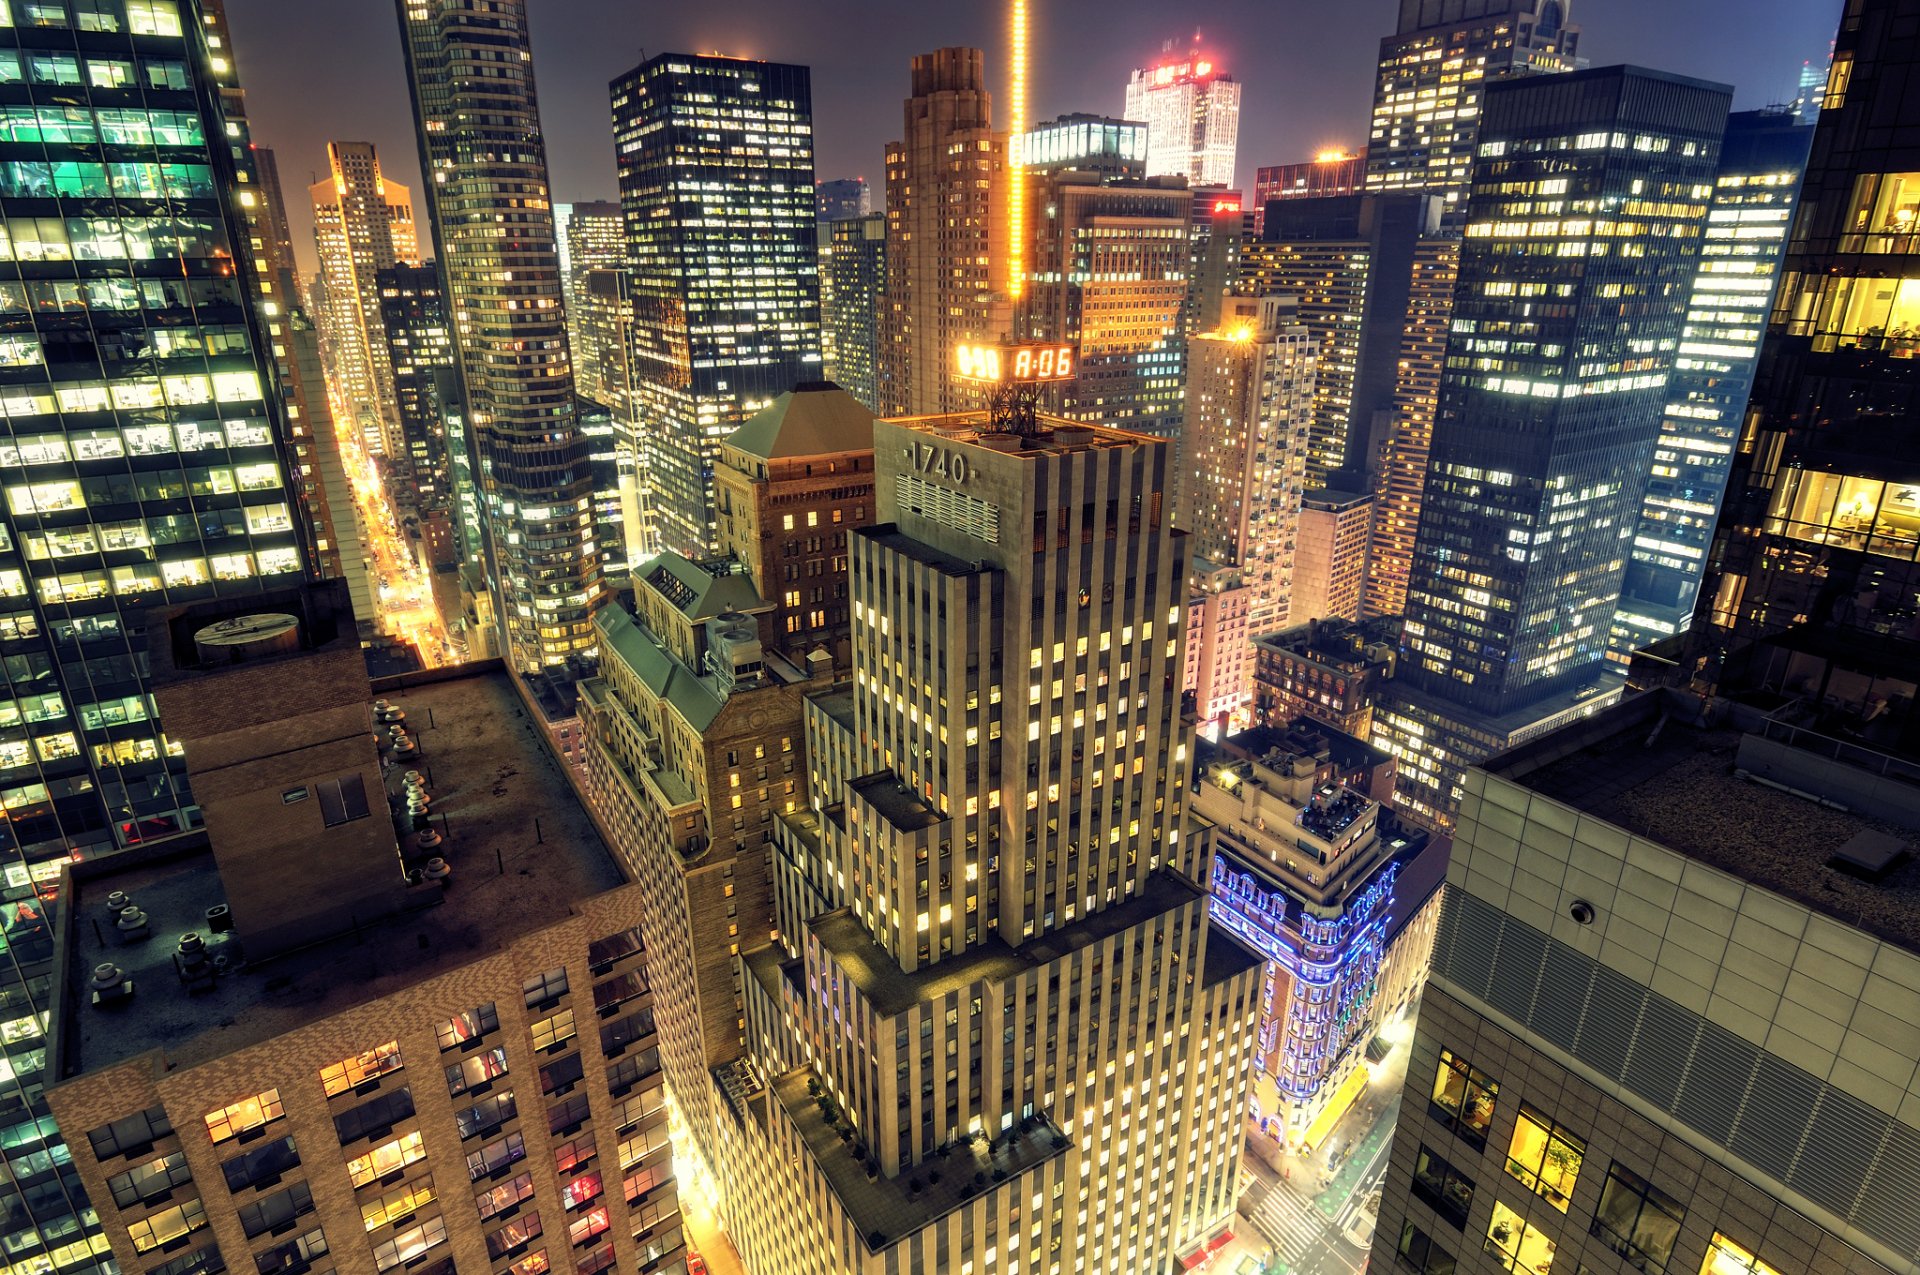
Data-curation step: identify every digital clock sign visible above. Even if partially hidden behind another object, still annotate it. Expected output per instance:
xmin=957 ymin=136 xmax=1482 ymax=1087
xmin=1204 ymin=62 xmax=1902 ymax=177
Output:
xmin=954 ymin=342 xmax=1075 ymax=385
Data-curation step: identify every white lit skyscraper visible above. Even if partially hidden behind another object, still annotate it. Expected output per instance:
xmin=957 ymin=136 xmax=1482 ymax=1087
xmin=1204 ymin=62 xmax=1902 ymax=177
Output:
xmin=612 ymin=53 xmax=824 ymax=558
xmin=1123 ymin=49 xmax=1241 ymax=189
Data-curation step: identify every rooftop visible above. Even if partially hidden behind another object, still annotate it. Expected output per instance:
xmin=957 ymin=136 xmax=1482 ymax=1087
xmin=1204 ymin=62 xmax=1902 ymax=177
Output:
xmin=884 ymin=412 xmax=1160 ymax=459
xmin=770 ymin=1067 xmax=1068 ymax=1251
xmin=810 ymin=869 xmax=1207 ymax=1018
xmin=1489 ymin=688 xmax=1920 ymax=956
xmin=639 ymin=552 xmax=766 ymax=622
xmin=58 ymin=670 xmax=625 ymax=1077
xmin=848 ymin=772 xmax=946 ymax=833
xmin=725 ymin=382 xmax=877 ymax=461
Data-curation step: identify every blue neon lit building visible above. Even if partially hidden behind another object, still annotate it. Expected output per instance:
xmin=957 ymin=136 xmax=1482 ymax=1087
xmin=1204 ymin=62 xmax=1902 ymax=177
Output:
xmin=1195 ymin=722 xmax=1445 ymax=1147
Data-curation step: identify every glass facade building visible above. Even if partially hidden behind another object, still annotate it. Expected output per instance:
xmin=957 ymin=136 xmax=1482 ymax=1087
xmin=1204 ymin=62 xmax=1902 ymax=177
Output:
xmin=818 ymin=211 xmax=883 ymax=412
xmin=398 ymin=0 xmax=601 ymax=673
xmin=1610 ymin=109 xmax=1813 ymax=660
xmin=1673 ymin=0 xmax=1920 ymax=758
xmin=611 ymin=53 xmax=822 ymax=560
xmin=1398 ymin=66 xmax=1730 ymax=720
xmin=0 ymin=0 xmax=316 ymax=1271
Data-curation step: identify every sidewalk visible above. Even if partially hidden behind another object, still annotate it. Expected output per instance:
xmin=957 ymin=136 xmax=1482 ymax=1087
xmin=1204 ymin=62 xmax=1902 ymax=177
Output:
xmin=683 ymin=1195 xmax=748 ymax=1275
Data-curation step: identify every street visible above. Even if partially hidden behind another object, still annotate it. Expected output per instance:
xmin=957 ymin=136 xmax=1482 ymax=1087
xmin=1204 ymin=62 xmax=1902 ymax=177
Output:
xmin=327 ymin=390 xmax=452 ymax=665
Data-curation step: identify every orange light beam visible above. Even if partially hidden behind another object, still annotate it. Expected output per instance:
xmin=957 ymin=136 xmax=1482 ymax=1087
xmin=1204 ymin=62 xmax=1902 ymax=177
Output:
xmin=1008 ymin=0 xmax=1027 ymax=302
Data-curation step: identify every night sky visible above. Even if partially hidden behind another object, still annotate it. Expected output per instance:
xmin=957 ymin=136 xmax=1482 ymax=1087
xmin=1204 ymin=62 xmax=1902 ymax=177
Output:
xmin=227 ymin=0 xmax=1843 ymax=278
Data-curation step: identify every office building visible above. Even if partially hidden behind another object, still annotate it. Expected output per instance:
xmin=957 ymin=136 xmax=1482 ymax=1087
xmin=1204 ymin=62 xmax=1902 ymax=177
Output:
xmin=880 ymin=47 xmax=1011 ymax=417
xmin=559 ymin=201 xmax=627 ymax=413
xmin=309 ymin=141 xmax=417 ymax=460
xmin=1185 ymin=192 xmax=1249 ymax=340
xmin=1656 ymin=0 xmax=1919 ymax=753
xmin=1254 ymin=148 xmax=1367 ymax=217
xmin=1184 ymin=558 xmax=1255 ymax=736
xmin=1792 ymin=53 xmax=1829 ymax=126
xmin=1243 ymin=193 xmax=1446 ymax=494
xmin=1364 ymin=235 xmax=1459 ymax=619
xmin=1179 ymin=296 xmax=1317 ymax=636
xmin=1294 ymin=489 xmax=1373 ymax=624
xmin=819 ymin=214 xmax=886 ymax=411
xmin=1197 ymin=724 xmax=1443 ymax=1150
xmin=375 ymin=263 xmax=458 ymax=513
xmin=1252 ymin=617 xmax=1402 ymax=740
xmin=1123 ymin=49 xmax=1241 ymax=188
xmin=1379 ymin=67 xmax=1730 ymax=827
xmin=1382 ymin=687 xmax=1920 ymax=1275
xmin=399 ymin=0 xmax=602 ymax=672
xmin=0 ymin=5 xmax=325 ymax=1270
xmin=613 ymin=54 xmax=824 ymax=559
xmin=816 ymin=177 xmax=870 ymax=222
xmin=575 ymin=397 xmax=634 ymax=584
xmin=1020 ymin=132 xmax=1190 ymax=440
xmin=713 ymin=384 xmax=877 ymax=669
xmin=1363 ymin=0 xmax=1582 ymax=217
xmin=49 ymin=619 xmax=684 ymax=1275
xmin=1610 ymin=110 xmax=1814 ymax=661
xmin=583 ymin=404 xmax=1263 ymax=1273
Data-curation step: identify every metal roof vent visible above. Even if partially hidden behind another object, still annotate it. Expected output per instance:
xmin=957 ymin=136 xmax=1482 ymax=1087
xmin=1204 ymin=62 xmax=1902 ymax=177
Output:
xmin=89 ymin=962 xmax=132 ymax=1007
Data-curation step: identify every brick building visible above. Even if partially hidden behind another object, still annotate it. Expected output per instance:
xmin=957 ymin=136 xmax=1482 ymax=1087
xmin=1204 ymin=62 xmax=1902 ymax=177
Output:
xmin=714 ymin=384 xmax=876 ymax=670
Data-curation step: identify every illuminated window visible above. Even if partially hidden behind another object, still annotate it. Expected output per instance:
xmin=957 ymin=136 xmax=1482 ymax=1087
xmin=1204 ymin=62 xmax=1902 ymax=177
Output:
xmin=531 ymin=1009 xmax=575 ymax=1052
xmin=321 ymin=1040 xmax=403 ymax=1097
xmin=1700 ymin=1233 xmax=1784 ymax=1275
xmin=373 ymin=1215 xmax=447 ymax=1272
xmin=203 ymin=1088 xmax=282 ymax=1144
xmin=1591 ymin=1162 xmax=1684 ymax=1272
xmin=1429 ymin=1047 xmax=1498 ymax=1149
xmin=476 ymin=1171 xmax=536 ymax=1223
xmin=1505 ymin=1105 xmax=1585 ymax=1210
xmin=1484 ymin=1200 xmax=1555 ymax=1273
xmin=348 ymin=1132 xmax=426 ymax=1188
xmin=129 ymin=1199 xmax=207 ymax=1253
xmin=438 ymin=1003 xmax=500 ymax=1050
xmin=360 ymin=1173 xmax=435 ymax=1232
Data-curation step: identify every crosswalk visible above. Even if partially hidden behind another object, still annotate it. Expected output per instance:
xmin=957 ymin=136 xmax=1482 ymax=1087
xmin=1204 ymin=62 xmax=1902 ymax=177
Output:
xmin=1246 ymin=1181 xmax=1327 ymax=1268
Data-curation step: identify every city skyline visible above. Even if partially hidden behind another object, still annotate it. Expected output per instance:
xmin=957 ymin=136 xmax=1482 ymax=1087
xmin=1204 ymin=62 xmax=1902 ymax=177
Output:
xmin=227 ymin=0 xmax=1841 ymax=278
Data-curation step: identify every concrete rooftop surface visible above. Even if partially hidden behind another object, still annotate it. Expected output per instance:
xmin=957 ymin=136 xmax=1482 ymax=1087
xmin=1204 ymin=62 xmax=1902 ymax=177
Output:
xmin=59 ymin=669 xmax=624 ymax=1077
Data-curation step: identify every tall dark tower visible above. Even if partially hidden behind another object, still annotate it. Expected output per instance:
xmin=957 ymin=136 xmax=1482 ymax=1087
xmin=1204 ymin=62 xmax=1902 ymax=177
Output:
xmin=610 ymin=54 xmax=824 ymax=559
xmin=1378 ymin=67 xmax=1730 ymax=827
xmin=1676 ymin=0 xmax=1920 ymax=759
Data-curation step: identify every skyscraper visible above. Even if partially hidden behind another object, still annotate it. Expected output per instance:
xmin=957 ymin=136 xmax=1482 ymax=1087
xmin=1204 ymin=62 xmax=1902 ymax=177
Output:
xmin=1123 ymin=49 xmax=1241 ymax=188
xmin=309 ymin=141 xmax=416 ymax=461
xmin=1610 ymin=110 xmax=1813 ymax=660
xmin=375 ymin=263 xmax=459 ymax=526
xmin=880 ymin=47 xmax=1011 ymax=417
xmin=0 ymin=2 xmax=317 ymax=1269
xmin=1363 ymin=0 xmax=1582 ymax=217
xmin=1180 ymin=296 xmax=1318 ymax=637
xmin=1020 ymin=116 xmax=1191 ymax=440
xmin=819 ymin=213 xmax=886 ymax=411
xmin=1378 ymin=66 xmax=1731 ymax=827
xmin=612 ymin=53 xmax=824 ymax=558
xmin=1670 ymin=0 xmax=1920 ymax=752
xmin=559 ymin=200 xmax=627 ymax=411
xmin=627 ymin=406 xmax=1259 ymax=1274
xmin=397 ymin=0 xmax=602 ymax=673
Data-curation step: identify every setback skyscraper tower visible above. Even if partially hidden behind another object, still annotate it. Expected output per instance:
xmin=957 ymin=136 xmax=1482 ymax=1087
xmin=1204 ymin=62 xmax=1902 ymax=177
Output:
xmin=397 ymin=0 xmax=602 ymax=672
xmin=1123 ymin=48 xmax=1241 ymax=189
xmin=612 ymin=54 xmax=824 ymax=558
xmin=880 ymin=48 xmax=1011 ymax=417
